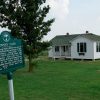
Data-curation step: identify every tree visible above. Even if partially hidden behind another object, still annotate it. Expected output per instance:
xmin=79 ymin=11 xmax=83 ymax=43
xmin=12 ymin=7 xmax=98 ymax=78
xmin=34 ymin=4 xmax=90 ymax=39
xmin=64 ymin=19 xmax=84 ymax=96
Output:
xmin=0 ymin=0 xmax=54 ymax=72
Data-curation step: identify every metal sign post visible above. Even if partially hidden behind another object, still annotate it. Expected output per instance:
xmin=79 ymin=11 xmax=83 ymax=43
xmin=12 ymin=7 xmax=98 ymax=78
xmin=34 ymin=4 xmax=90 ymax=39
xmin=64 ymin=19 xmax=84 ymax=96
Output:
xmin=7 ymin=72 xmax=14 ymax=100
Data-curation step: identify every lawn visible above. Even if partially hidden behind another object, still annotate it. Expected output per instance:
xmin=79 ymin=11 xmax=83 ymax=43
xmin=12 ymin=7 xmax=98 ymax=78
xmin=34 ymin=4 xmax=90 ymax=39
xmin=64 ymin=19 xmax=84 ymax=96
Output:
xmin=1 ymin=59 xmax=100 ymax=100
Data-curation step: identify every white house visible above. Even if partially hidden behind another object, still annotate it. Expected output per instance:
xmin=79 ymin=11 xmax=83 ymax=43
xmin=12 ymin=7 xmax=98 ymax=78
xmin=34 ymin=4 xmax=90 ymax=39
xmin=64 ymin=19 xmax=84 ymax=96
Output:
xmin=48 ymin=31 xmax=100 ymax=60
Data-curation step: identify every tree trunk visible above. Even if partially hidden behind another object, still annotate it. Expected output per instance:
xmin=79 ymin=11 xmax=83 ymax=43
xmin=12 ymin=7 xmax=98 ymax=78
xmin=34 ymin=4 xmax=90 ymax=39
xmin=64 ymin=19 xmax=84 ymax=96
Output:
xmin=28 ymin=53 xmax=33 ymax=72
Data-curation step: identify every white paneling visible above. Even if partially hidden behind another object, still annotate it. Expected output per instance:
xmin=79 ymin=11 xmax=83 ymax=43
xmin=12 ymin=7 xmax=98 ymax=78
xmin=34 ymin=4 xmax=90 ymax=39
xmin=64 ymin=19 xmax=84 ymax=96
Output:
xmin=94 ymin=42 xmax=100 ymax=59
xmin=71 ymin=37 xmax=94 ymax=59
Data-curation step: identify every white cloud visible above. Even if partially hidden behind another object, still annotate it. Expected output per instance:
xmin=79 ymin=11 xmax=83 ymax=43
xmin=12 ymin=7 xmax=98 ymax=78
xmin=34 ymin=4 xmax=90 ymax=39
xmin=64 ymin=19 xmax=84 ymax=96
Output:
xmin=43 ymin=0 xmax=70 ymax=40
xmin=98 ymin=16 xmax=100 ymax=21
xmin=46 ymin=0 xmax=70 ymax=20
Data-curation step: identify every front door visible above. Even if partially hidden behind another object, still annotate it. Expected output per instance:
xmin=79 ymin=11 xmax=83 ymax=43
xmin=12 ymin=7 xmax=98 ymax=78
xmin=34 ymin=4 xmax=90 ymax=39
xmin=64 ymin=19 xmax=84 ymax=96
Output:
xmin=66 ymin=46 xmax=71 ymax=56
xmin=61 ymin=46 xmax=66 ymax=56
xmin=61 ymin=46 xmax=71 ymax=56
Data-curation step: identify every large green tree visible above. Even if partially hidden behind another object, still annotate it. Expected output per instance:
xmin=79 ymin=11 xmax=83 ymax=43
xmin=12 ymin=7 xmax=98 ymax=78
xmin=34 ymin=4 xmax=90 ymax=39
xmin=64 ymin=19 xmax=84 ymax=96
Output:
xmin=0 ymin=0 xmax=54 ymax=72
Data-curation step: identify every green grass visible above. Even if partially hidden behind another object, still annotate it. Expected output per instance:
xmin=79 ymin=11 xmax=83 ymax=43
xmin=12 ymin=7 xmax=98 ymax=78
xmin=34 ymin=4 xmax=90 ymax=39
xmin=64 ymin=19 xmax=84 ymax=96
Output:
xmin=1 ymin=59 xmax=100 ymax=100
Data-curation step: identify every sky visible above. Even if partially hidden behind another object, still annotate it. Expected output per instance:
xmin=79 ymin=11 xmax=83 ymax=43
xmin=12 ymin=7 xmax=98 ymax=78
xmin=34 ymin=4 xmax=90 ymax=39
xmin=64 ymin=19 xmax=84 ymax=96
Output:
xmin=0 ymin=0 xmax=100 ymax=41
xmin=43 ymin=0 xmax=100 ymax=40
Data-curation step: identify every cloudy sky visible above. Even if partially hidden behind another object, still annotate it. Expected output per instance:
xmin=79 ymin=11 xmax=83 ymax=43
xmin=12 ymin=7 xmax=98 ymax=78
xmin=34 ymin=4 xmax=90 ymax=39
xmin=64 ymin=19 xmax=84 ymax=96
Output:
xmin=44 ymin=0 xmax=100 ymax=40
xmin=0 ymin=0 xmax=100 ymax=41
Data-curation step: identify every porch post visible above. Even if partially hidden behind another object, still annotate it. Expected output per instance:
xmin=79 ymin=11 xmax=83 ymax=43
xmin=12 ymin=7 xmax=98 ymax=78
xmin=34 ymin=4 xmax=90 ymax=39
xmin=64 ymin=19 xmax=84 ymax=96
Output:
xmin=65 ymin=45 xmax=66 ymax=57
xmin=53 ymin=46 xmax=55 ymax=60
xmin=60 ymin=46 xmax=61 ymax=57
xmin=68 ymin=45 xmax=70 ymax=56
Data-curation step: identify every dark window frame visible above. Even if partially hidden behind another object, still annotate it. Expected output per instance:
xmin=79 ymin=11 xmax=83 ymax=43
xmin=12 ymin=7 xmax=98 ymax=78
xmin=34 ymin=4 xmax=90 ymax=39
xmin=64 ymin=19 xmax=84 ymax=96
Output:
xmin=77 ymin=42 xmax=87 ymax=53
xmin=55 ymin=46 xmax=59 ymax=52
xmin=96 ymin=42 xmax=100 ymax=52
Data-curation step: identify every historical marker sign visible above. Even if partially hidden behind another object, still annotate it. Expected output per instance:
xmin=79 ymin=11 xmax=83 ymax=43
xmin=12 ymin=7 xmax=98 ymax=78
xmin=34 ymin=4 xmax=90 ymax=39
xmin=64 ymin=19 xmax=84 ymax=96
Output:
xmin=0 ymin=31 xmax=24 ymax=74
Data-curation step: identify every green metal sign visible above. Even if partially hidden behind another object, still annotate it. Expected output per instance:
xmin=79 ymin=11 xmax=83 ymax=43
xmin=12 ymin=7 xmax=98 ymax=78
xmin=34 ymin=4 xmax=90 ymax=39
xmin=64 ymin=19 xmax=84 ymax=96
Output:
xmin=0 ymin=31 xmax=24 ymax=74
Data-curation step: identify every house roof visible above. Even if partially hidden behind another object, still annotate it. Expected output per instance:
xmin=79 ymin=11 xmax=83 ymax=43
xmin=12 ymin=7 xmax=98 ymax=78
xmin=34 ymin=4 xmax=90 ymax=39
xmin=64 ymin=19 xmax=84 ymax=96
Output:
xmin=80 ymin=33 xmax=100 ymax=41
xmin=50 ymin=33 xmax=100 ymax=46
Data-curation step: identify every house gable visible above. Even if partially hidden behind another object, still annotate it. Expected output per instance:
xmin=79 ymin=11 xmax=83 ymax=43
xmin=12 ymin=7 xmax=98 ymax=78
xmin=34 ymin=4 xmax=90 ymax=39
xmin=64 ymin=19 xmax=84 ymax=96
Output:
xmin=71 ymin=36 xmax=94 ymax=59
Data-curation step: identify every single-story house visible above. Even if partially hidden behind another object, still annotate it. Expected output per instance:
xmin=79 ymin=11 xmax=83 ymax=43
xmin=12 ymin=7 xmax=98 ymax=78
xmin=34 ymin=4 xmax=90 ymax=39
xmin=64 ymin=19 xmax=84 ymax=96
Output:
xmin=48 ymin=31 xmax=100 ymax=60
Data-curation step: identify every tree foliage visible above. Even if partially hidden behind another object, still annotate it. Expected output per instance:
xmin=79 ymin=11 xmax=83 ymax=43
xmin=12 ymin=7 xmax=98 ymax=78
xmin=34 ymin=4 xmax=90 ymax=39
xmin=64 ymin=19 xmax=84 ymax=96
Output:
xmin=0 ymin=0 xmax=54 ymax=72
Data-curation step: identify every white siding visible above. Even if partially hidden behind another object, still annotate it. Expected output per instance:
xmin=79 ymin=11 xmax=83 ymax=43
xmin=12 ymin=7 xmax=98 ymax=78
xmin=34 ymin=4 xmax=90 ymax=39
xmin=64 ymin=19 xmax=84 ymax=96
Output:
xmin=94 ymin=42 xmax=100 ymax=59
xmin=71 ymin=37 xmax=94 ymax=59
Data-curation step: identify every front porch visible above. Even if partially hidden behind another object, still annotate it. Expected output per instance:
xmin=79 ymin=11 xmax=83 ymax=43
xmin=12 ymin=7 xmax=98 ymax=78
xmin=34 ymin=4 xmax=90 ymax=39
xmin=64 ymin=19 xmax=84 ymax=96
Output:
xmin=53 ymin=45 xmax=71 ymax=59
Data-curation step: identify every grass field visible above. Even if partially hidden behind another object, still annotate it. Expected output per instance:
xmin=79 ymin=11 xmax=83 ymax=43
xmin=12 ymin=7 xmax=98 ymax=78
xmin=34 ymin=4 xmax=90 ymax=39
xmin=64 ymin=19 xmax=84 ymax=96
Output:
xmin=1 ymin=59 xmax=100 ymax=100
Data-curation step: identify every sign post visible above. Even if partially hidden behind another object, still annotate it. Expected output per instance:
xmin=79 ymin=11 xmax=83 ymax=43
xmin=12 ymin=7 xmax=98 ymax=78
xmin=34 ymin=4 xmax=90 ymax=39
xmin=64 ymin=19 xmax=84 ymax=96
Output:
xmin=7 ymin=72 xmax=14 ymax=100
xmin=0 ymin=31 xmax=25 ymax=100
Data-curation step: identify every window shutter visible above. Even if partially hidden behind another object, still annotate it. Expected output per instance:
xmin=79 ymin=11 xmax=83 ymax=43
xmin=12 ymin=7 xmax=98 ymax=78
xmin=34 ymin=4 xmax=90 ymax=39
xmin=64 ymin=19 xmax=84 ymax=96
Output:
xmin=77 ymin=43 xmax=79 ymax=52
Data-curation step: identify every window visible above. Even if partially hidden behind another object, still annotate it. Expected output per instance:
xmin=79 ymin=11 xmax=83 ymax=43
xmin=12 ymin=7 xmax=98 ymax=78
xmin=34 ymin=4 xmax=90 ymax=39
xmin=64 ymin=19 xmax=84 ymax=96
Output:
xmin=96 ymin=43 xmax=100 ymax=52
xmin=55 ymin=46 xmax=59 ymax=52
xmin=77 ymin=42 xmax=87 ymax=53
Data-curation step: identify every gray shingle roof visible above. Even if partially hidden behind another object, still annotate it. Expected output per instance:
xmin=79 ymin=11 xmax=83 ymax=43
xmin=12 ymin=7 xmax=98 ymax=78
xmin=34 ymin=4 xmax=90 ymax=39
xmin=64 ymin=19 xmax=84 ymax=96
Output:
xmin=80 ymin=33 xmax=100 ymax=41
xmin=50 ymin=33 xmax=100 ymax=46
